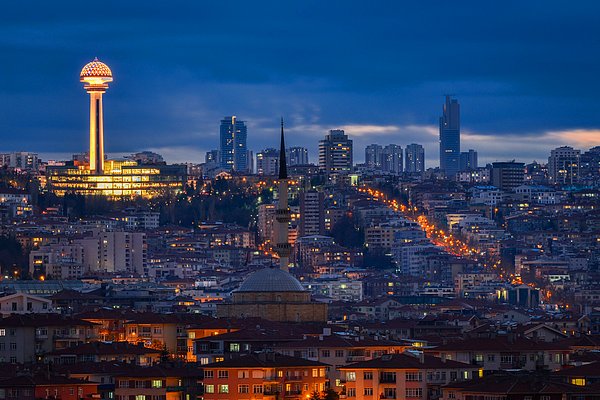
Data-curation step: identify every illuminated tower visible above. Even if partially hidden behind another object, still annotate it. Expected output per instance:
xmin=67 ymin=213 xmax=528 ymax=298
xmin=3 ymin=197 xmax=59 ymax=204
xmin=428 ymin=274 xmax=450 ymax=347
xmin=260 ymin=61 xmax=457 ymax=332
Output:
xmin=274 ymin=119 xmax=291 ymax=271
xmin=80 ymin=58 xmax=113 ymax=174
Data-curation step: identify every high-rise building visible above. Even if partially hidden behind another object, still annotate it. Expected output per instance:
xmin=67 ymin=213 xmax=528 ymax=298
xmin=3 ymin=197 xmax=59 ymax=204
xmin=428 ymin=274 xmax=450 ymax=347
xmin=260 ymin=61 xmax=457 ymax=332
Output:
xmin=548 ymin=146 xmax=580 ymax=185
xmin=256 ymin=148 xmax=279 ymax=176
xmin=459 ymin=149 xmax=478 ymax=171
xmin=365 ymin=144 xmax=383 ymax=169
xmin=382 ymin=144 xmax=403 ymax=174
xmin=405 ymin=143 xmax=425 ymax=173
xmin=219 ymin=116 xmax=248 ymax=172
xmin=286 ymin=147 xmax=309 ymax=166
xmin=318 ymin=129 xmax=353 ymax=175
xmin=299 ymin=190 xmax=325 ymax=237
xmin=439 ymin=95 xmax=460 ymax=178
xmin=491 ymin=161 xmax=525 ymax=191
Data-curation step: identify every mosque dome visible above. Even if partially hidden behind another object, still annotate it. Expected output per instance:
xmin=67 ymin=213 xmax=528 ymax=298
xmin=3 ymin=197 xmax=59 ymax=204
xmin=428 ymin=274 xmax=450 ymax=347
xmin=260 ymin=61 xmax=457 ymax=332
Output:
xmin=237 ymin=268 xmax=305 ymax=292
xmin=80 ymin=57 xmax=112 ymax=78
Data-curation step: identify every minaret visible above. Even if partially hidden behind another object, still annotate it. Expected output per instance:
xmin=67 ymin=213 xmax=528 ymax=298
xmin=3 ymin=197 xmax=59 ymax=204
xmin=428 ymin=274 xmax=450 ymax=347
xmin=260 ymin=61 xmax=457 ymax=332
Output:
xmin=274 ymin=118 xmax=291 ymax=271
xmin=80 ymin=58 xmax=113 ymax=174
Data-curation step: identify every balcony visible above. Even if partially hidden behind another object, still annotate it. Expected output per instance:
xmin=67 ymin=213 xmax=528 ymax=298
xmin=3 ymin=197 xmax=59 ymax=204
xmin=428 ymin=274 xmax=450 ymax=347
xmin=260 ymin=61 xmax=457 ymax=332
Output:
xmin=380 ymin=395 xmax=396 ymax=399
xmin=379 ymin=376 xmax=396 ymax=384
xmin=285 ymin=376 xmax=303 ymax=381
xmin=285 ymin=390 xmax=302 ymax=396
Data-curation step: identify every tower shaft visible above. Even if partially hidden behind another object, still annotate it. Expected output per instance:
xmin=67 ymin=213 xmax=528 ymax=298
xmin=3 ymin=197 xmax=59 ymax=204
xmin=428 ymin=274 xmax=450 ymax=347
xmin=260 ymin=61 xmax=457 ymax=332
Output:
xmin=88 ymin=90 xmax=105 ymax=174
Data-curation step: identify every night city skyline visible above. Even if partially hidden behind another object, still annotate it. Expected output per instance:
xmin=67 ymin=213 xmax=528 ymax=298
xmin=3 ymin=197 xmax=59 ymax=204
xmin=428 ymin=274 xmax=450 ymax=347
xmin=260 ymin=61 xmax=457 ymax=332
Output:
xmin=2 ymin=1 xmax=600 ymax=166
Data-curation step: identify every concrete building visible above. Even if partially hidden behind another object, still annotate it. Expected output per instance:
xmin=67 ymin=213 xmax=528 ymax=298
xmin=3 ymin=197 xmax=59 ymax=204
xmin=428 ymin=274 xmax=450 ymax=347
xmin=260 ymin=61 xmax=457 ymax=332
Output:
xmin=286 ymin=146 xmax=309 ymax=166
xmin=319 ymin=129 xmax=353 ymax=175
xmin=491 ymin=161 xmax=525 ymax=191
xmin=382 ymin=144 xmax=403 ymax=175
xmin=365 ymin=144 xmax=383 ymax=169
xmin=548 ymin=146 xmax=581 ymax=185
xmin=405 ymin=143 xmax=425 ymax=173
xmin=256 ymin=148 xmax=279 ymax=176
xmin=459 ymin=149 xmax=478 ymax=171
xmin=299 ymin=190 xmax=325 ymax=237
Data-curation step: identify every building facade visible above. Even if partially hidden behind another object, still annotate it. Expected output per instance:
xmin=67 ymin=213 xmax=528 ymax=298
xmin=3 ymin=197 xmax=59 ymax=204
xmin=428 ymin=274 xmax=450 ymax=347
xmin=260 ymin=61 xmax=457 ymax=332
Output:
xmin=319 ymin=130 xmax=353 ymax=175
xmin=220 ymin=116 xmax=248 ymax=172
xmin=439 ymin=96 xmax=460 ymax=178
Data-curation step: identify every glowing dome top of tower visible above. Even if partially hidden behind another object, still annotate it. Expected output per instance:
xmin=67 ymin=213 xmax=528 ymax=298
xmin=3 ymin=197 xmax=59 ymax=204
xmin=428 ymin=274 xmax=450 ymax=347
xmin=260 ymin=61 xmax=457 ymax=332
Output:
xmin=80 ymin=58 xmax=113 ymax=82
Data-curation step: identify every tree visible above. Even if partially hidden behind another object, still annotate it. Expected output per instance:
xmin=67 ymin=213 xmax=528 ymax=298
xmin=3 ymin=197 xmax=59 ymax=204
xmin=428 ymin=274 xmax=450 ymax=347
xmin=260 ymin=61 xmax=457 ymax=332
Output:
xmin=323 ymin=388 xmax=339 ymax=400
xmin=309 ymin=391 xmax=322 ymax=400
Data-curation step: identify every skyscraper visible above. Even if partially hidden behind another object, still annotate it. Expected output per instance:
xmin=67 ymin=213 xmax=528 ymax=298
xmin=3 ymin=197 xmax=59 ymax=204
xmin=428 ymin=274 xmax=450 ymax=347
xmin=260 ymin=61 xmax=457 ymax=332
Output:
xmin=405 ymin=143 xmax=425 ymax=173
xmin=287 ymin=147 xmax=309 ymax=166
xmin=548 ymin=146 xmax=580 ymax=185
xmin=219 ymin=116 xmax=248 ymax=172
xmin=318 ymin=129 xmax=353 ymax=175
xmin=382 ymin=144 xmax=403 ymax=174
xmin=439 ymin=95 xmax=460 ymax=178
xmin=365 ymin=144 xmax=383 ymax=169
xmin=459 ymin=149 xmax=478 ymax=171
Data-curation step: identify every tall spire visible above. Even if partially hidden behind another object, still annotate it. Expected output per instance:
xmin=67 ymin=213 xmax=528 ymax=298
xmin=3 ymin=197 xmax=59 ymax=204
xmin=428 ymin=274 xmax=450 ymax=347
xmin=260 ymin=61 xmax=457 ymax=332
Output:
xmin=279 ymin=117 xmax=288 ymax=180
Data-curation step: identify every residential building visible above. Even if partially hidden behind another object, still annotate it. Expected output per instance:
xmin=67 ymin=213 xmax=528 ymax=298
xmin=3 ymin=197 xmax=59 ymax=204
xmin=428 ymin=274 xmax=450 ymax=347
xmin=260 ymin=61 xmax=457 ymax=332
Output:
xmin=256 ymin=148 xmax=279 ymax=176
xmin=319 ymin=129 xmax=353 ymax=175
xmin=491 ymin=161 xmax=525 ymax=191
xmin=365 ymin=144 xmax=383 ymax=169
xmin=459 ymin=149 xmax=478 ymax=171
xmin=340 ymin=353 xmax=480 ymax=400
xmin=548 ymin=146 xmax=581 ymax=185
xmin=405 ymin=144 xmax=425 ymax=173
xmin=202 ymin=353 xmax=328 ymax=400
xmin=382 ymin=144 xmax=403 ymax=175
xmin=287 ymin=147 xmax=309 ymax=166
xmin=299 ymin=190 xmax=325 ymax=237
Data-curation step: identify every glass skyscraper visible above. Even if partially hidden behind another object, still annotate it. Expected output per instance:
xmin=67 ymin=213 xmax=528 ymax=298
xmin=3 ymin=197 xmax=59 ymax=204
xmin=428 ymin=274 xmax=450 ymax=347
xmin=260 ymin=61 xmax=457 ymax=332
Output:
xmin=439 ymin=95 xmax=460 ymax=178
xmin=219 ymin=116 xmax=248 ymax=172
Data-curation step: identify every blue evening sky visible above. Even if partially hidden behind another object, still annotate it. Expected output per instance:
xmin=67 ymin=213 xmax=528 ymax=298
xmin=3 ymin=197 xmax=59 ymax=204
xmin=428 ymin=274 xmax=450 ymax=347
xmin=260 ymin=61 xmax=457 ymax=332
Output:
xmin=1 ymin=1 xmax=600 ymax=166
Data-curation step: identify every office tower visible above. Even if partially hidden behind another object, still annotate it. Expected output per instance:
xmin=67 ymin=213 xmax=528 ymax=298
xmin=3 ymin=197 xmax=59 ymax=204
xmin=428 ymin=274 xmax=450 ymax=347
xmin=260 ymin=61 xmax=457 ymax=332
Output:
xmin=205 ymin=150 xmax=219 ymax=164
xmin=130 ymin=151 xmax=164 ymax=165
xmin=439 ymin=95 xmax=460 ymax=178
xmin=286 ymin=146 xmax=309 ymax=166
xmin=548 ymin=146 xmax=581 ymax=185
xmin=299 ymin=190 xmax=325 ymax=237
xmin=382 ymin=144 xmax=403 ymax=174
xmin=80 ymin=57 xmax=113 ymax=174
xmin=491 ymin=161 xmax=525 ymax=191
xmin=256 ymin=148 xmax=279 ymax=176
xmin=365 ymin=144 xmax=383 ymax=169
xmin=318 ymin=129 xmax=353 ymax=175
xmin=219 ymin=116 xmax=248 ymax=172
xmin=459 ymin=149 xmax=478 ymax=171
xmin=275 ymin=119 xmax=292 ymax=271
xmin=405 ymin=143 xmax=425 ymax=173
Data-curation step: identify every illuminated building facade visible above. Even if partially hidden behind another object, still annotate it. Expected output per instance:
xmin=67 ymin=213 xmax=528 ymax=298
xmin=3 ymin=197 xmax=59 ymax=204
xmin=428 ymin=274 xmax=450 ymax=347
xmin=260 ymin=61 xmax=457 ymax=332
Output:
xmin=46 ymin=59 xmax=186 ymax=198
